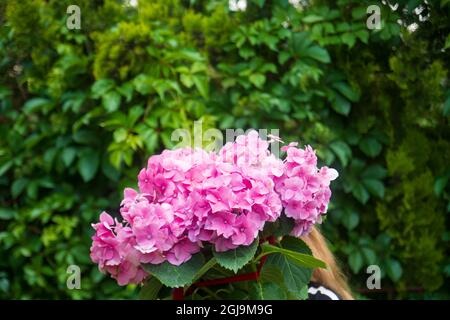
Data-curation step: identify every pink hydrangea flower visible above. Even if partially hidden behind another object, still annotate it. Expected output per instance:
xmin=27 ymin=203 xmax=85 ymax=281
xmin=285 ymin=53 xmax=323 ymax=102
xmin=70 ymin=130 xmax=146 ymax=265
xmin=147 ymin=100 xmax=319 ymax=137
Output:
xmin=275 ymin=143 xmax=338 ymax=237
xmin=90 ymin=212 xmax=149 ymax=286
xmin=90 ymin=212 xmax=122 ymax=269
xmin=90 ymin=131 xmax=338 ymax=285
xmin=166 ymin=239 xmax=201 ymax=265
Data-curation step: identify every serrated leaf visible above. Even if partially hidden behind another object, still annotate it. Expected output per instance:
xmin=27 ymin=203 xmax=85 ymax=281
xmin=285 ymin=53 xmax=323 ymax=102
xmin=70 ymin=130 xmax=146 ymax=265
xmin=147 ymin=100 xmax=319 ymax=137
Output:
xmin=143 ymin=253 xmax=205 ymax=288
xmin=139 ymin=276 xmax=163 ymax=300
xmin=251 ymin=282 xmax=287 ymax=300
xmin=259 ymin=264 xmax=285 ymax=283
xmin=213 ymin=238 xmax=258 ymax=273
xmin=261 ymin=242 xmax=326 ymax=269
xmin=191 ymin=257 xmax=217 ymax=283
xmin=262 ymin=237 xmax=315 ymax=299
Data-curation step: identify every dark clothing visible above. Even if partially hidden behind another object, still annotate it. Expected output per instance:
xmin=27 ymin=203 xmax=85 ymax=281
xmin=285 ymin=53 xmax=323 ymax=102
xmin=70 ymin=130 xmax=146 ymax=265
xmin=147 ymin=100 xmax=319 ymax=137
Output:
xmin=308 ymin=282 xmax=341 ymax=300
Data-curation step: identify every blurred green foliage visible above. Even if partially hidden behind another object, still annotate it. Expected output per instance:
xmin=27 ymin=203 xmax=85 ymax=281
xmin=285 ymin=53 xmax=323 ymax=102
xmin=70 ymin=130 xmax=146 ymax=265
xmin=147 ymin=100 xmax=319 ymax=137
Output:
xmin=0 ymin=0 xmax=449 ymax=299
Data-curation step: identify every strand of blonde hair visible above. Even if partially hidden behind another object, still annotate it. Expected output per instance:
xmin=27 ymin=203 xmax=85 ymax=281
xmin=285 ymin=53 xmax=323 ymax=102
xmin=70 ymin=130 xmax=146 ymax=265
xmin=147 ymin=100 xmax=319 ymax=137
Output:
xmin=301 ymin=226 xmax=354 ymax=300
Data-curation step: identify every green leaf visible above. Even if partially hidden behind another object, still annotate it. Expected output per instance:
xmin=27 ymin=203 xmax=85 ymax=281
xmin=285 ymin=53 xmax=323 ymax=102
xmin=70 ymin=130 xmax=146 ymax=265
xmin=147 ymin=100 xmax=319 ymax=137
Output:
xmin=363 ymin=179 xmax=385 ymax=198
xmin=444 ymin=95 xmax=450 ymax=116
xmin=386 ymin=258 xmax=402 ymax=282
xmin=359 ymin=137 xmax=382 ymax=157
xmin=262 ymin=237 xmax=316 ymax=299
xmin=306 ymin=46 xmax=330 ymax=63
xmin=341 ymin=33 xmax=356 ymax=48
xmin=263 ymin=213 xmax=295 ymax=238
xmin=139 ymin=276 xmax=163 ymax=300
xmin=73 ymin=129 xmax=98 ymax=145
xmin=117 ymin=82 xmax=134 ymax=102
xmin=348 ymin=250 xmax=363 ymax=273
xmin=362 ymin=165 xmax=387 ymax=180
xmin=0 ymin=208 xmax=16 ymax=220
xmin=445 ymin=33 xmax=450 ymax=49
xmin=278 ymin=51 xmax=291 ymax=64
xmin=133 ymin=74 xmax=153 ymax=94
xmin=342 ymin=209 xmax=359 ymax=230
xmin=332 ymin=94 xmax=351 ymax=115
xmin=0 ymin=161 xmax=13 ymax=176
xmin=434 ymin=174 xmax=449 ymax=196
xmin=351 ymin=7 xmax=367 ymax=19
xmin=213 ymin=238 xmax=258 ymax=273
xmin=62 ymin=147 xmax=77 ymax=167
xmin=101 ymin=155 xmax=120 ymax=181
xmin=259 ymin=264 xmax=285 ymax=284
xmin=254 ymin=0 xmax=265 ymax=8
xmin=239 ymin=46 xmax=255 ymax=59
xmin=92 ymin=79 xmax=115 ymax=98
xmin=332 ymin=82 xmax=360 ymax=102
xmin=352 ymin=184 xmax=370 ymax=204
xmin=180 ymin=74 xmax=194 ymax=88
xmin=102 ymin=91 xmax=121 ymax=113
xmin=356 ymin=30 xmax=369 ymax=44
xmin=330 ymin=141 xmax=352 ymax=167
xmin=302 ymin=15 xmax=324 ymax=23
xmin=78 ymin=150 xmax=100 ymax=182
xmin=251 ymin=282 xmax=287 ymax=300
xmin=192 ymin=75 xmax=209 ymax=98
xmin=113 ymin=128 xmax=128 ymax=143
xmin=261 ymin=236 xmax=326 ymax=269
xmin=362 ymin=247 xmax=377 ymax=265
xmin=143 ymin=253 xmax=205 ymax=288
xmin=11 ymin=178 xmax=28 ymax=198
xmin=23 ymin=98 xmax=52 ymax=114
xmin=249 ymin=74 xmax=266 ymax=89
xmin=191 ymin=257 xmax=217 ymax=283
xmin=291 ymin=32 xmax=313 ymax=55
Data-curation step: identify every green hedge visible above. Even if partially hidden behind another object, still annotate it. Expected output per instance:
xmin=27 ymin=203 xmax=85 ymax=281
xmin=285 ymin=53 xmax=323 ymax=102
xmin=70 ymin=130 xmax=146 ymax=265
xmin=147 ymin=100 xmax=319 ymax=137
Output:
xmin=0 ymin=0 xmax=449 ymax=299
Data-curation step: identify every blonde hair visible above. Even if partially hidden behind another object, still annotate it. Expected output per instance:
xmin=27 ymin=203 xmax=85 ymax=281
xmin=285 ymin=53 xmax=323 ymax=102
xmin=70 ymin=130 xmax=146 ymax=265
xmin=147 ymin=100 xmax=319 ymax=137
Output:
xmin=301 ymin=226 xmax=354 ymax=300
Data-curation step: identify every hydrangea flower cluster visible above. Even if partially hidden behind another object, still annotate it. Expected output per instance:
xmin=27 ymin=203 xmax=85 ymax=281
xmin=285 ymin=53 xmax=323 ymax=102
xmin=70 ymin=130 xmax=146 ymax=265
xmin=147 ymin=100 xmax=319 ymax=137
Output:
xmin=274 ymin=143 xmax=338 ymax=237
xmin=90 ymin=131 xmax=338 ymax=285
